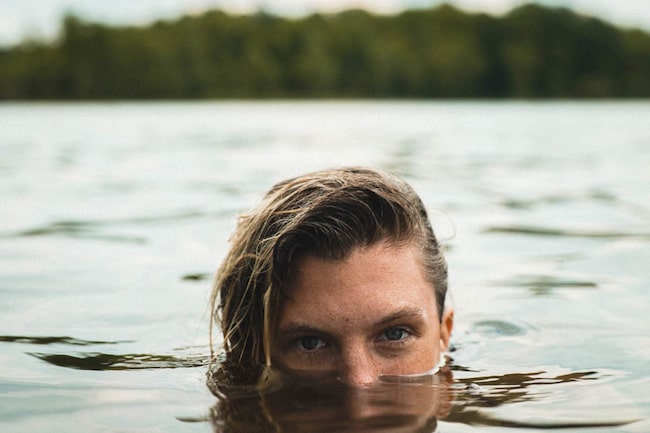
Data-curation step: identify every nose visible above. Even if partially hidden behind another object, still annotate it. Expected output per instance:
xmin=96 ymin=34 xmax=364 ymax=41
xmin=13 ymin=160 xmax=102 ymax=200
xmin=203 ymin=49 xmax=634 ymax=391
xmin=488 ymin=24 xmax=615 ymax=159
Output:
xmin=337 ymin=344 xmax=377 ymax=386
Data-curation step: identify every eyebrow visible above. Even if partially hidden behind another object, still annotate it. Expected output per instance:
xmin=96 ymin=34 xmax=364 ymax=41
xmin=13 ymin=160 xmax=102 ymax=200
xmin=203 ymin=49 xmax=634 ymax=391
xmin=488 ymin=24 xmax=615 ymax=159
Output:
xmin=276 ymin=307 xmax=427 ymax=338
xmin=276 ymin=324 xmax=330 ymax=339
xmin=374 ymin=307 xmax=427 ymax=327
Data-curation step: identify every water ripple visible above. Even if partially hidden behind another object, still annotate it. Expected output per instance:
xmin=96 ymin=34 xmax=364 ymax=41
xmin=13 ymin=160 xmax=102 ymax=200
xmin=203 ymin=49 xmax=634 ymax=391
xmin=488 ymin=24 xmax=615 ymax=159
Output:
xmin=500 ymin=190 xmax=618 ymax=210
xmin=14 ymin=221 xmax=147 ymax=243
xmin=29 ymin=352 xmax=210 ymax=370
xmin=181 ymin=272 xmax=213 ymax=282
xmin=446 ymin=370 xmax=638 ymax=428
xmin=485 ymin=225 xmax=650 ymax=239
xmin=0 ymin=335 xmax=131 ymax=346
xmin=2 ymin=210 xmax=226 ymax=242
xmin=470 ymin=320 xmax=530 ymax=337
xmin=494 ymin=274 xmax=598 ymax=295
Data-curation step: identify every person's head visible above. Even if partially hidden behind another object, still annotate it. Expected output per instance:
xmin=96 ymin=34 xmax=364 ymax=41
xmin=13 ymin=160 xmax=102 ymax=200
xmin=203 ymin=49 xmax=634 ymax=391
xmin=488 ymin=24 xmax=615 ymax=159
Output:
xmin=210 ymin=167 xmax=453 ymax=385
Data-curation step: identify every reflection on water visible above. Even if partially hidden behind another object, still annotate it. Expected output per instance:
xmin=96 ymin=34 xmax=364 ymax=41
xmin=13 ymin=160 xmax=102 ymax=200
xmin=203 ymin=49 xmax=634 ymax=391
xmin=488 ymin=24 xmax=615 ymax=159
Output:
xmin=454 ymin=369 xmax=598 ymax=405
xmin=29 ymin=352 xmax=209 ymax=370
xmin=0 ymin=335 xmax=130 ymax=346
xmin=212 ymin=373 xmax=450 ymax=433
xmin=446 ymin=371 xmax=640 ymax=429
xmin=2 ymin=335 xmax=209 ymax=370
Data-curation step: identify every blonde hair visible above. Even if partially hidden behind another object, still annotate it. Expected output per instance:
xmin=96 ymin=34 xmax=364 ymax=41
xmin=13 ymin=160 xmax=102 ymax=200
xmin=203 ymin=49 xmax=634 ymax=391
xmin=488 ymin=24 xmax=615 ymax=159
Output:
xmin=210 ymin=167 xmax=447 ymax=369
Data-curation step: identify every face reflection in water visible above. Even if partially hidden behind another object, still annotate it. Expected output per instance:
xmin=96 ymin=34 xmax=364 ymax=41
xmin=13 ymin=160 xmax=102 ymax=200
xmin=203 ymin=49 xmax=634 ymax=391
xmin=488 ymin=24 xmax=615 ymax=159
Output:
xmin=263 ymin=370 xmax=454 ymax=433
xmin=209 ymin=366 xmax=455 ymax=433
xmin=272 ymin=242 xmax=454 ymax=386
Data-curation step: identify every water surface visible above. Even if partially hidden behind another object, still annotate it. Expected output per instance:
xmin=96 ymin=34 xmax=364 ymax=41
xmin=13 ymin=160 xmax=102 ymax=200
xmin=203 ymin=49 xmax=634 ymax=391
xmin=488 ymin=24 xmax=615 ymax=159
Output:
xmin=1 ymin=101 xmax=648 ymax=432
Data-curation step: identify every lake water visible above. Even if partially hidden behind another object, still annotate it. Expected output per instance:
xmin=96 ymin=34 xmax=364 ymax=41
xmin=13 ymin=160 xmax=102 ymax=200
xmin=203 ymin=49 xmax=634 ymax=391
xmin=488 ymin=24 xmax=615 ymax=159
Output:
xmin=0 ymin=101 xmax=648 ymax=432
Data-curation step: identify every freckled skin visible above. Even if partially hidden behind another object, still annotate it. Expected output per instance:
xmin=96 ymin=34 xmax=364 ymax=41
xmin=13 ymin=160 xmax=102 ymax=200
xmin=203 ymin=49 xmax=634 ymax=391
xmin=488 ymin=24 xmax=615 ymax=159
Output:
xmin=272 ymin=242 xmax=453 ymax=386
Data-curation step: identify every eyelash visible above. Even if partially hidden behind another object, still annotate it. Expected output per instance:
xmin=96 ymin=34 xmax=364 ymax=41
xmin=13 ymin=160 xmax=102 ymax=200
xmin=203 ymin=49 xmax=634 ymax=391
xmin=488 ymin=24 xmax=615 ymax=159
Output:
xmin=292 ymin=326 xmax=414 ymax=353
xmin=294 ymin=336 xmax=328 ymax=352
xmin=377 ymin=327 xmax=413 ymax=344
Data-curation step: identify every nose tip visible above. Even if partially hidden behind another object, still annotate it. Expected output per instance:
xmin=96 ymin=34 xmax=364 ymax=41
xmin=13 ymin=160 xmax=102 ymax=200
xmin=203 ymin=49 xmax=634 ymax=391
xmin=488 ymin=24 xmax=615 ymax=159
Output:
xmin=338 ymin=347 xmax=377 ymax=387
xmin=339 ymin=369 xmax=375 ymax=387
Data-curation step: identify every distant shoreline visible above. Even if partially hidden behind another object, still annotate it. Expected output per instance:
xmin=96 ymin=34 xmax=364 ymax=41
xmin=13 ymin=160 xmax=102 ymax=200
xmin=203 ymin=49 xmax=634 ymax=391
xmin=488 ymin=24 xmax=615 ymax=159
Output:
xmin=2 ymin=4 xmax=650 ymax=100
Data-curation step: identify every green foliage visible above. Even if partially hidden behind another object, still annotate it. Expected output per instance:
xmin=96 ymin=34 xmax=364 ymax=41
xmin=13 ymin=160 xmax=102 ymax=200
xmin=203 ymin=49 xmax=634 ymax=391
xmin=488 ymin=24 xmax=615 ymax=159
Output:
xmin=1 ymin=3 xmax=649 ymax=99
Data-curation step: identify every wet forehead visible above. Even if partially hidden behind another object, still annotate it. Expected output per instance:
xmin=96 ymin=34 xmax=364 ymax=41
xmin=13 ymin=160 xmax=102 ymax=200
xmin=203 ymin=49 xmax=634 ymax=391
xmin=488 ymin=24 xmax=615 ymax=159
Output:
xmin=278 ymin=242 xmax=438 ymax=333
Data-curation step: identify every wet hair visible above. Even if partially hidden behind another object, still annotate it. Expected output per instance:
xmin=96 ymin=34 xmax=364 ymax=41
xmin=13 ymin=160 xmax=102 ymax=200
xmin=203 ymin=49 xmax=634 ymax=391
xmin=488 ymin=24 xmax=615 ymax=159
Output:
xmin=210 ymin=167 xmax=447 ymax=367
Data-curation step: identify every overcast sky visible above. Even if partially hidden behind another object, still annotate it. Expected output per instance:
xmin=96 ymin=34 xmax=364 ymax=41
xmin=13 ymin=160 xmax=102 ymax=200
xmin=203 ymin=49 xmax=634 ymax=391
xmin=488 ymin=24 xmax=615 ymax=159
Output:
xmin=1 ymin=0 xmax=649 ymax=47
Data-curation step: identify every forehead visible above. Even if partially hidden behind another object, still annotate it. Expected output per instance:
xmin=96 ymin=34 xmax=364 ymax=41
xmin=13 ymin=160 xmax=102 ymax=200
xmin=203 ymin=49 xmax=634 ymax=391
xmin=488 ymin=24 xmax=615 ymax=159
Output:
xmin=279 ymin=242 xmax=438 ymax=331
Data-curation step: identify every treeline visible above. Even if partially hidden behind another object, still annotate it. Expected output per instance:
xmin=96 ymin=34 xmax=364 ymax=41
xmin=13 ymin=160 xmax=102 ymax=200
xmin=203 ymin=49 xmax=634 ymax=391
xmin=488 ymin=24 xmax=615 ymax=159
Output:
xmin=1 ymin=3 xmax=650 ymax=99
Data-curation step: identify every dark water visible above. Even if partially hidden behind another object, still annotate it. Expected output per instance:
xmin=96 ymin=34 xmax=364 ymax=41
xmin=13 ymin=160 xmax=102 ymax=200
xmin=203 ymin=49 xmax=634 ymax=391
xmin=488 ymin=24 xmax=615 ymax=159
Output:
xmin=1 ymin=101 xmax=648 ymax=432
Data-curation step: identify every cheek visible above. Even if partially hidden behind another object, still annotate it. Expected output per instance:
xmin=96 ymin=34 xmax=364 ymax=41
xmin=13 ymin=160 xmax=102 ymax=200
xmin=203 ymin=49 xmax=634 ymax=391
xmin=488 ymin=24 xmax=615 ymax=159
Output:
xmin=381 ymin=337 xmax=440 ymax=375
xmin=412 ymin=342 xmax=440 ymax=370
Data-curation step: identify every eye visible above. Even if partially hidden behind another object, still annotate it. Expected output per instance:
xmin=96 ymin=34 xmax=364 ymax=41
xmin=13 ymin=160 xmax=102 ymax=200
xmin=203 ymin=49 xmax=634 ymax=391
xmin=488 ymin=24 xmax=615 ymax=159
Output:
xmin=296 ymin=336 xmax=327 ymax=351
xmin=381 ymin=327 xmax=410 ymax=342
